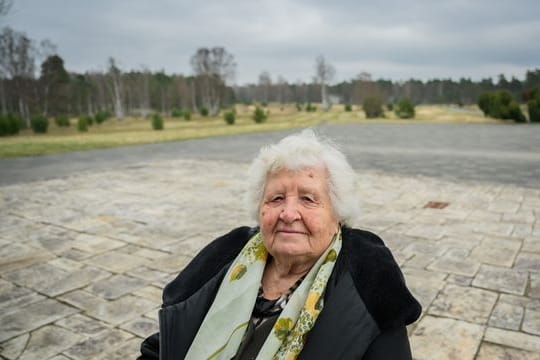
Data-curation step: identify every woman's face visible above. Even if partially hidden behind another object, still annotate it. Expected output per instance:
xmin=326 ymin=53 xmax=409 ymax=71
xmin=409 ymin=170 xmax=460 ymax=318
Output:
xmin=259 ymin=166 xmax=339 ymax=264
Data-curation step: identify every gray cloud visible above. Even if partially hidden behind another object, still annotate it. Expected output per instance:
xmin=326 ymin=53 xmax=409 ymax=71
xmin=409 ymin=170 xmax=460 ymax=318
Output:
xmin=5 ymin=0 xmax=539 ymax=84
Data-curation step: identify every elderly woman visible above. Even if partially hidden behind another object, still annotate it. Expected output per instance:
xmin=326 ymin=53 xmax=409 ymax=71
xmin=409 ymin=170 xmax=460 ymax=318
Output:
xmin=139 ymin=130 xmax=421 ymax=359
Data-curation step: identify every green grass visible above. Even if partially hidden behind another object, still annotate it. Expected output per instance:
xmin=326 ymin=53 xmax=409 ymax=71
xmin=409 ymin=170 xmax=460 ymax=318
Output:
xmin=0 ymin=104 xmax=496 ymax=158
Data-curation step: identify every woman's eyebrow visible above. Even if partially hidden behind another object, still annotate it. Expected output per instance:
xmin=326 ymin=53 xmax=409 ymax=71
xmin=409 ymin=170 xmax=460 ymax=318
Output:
xmin=298 ymin=185 xmax=319 ymax=194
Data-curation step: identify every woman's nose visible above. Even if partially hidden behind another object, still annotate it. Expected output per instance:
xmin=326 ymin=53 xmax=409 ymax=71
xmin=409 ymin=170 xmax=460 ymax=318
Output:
xmin=279 ymin=200 xmax=300 ymax=223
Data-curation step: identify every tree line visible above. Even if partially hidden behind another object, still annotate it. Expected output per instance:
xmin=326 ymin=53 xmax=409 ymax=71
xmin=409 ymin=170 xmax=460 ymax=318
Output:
xmin=1 ymin=24 xmax=539 ymax=126
xmin=237 ymin=71 xmax=540 ymax=108
xmin=0 ymin=26 xmax=239 ymax=125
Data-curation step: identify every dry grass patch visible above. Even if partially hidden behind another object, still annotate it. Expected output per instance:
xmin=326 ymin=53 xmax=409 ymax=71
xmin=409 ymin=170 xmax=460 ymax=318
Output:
xmin=0 ymin=104 xmax=500 ymax=158
xmin=415 ymin=105 xmax=499 ymax=123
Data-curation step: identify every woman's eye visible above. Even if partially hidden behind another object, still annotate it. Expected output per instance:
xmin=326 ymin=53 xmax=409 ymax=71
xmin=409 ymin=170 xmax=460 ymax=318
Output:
xmin=270 ymin=196 xmax=283 ymax=202
xmin=302 ymin=196 xmax=315 ymax=203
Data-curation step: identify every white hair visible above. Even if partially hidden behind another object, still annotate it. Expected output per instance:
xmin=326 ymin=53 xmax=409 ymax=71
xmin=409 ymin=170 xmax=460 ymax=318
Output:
xmin=246 ymin=129 xmax=359 ymax=225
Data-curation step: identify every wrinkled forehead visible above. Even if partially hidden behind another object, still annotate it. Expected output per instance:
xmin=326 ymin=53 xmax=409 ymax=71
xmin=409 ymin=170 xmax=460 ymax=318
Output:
xmin=266 ymin=156 xmax=327 ymax=173
xmin=266 ymin=162 xmax=328 ymax=176
xmin=260 ymin=143 xmax=325 ymax=171
xmin=264 ymin=165 xmax=331 ymax=191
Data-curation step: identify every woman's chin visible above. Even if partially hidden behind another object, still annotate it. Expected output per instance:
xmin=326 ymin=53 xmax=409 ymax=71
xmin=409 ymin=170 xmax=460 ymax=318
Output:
xmin=270 ymin=244 xmax=313 ymax=262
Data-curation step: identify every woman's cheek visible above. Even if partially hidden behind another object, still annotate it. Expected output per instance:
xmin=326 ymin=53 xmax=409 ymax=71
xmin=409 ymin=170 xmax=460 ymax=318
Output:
xmin=260 ymin=210 xmax=275 ymax=229
xmin=259 ymin=210 xmax=268 ymax=224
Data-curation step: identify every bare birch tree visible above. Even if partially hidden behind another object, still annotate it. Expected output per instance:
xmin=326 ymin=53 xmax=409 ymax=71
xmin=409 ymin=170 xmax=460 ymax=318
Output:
xmin=140 ymin=66 xmax=151 ymax=117
xmin=175 ymin=75 xmax=190 ymax=110
xmin=107 ymin=57 xmax=124 ymax=119
xmin=190 ymin=47 xmax=235 ymax=116
xmin=258 ymin=71 xmax=272 ymax=103
xmin=189 ymin=77 xmax=198 ymax=113
xmin=315 ymin=55 xmax=335 ymax=111
xmin=276 ymin=76 xmax=289 ymax=104
xmin=0 ymin=0 xmax=11 ymax=20
xmin=0 ymin=27 xmax=36 ymax=124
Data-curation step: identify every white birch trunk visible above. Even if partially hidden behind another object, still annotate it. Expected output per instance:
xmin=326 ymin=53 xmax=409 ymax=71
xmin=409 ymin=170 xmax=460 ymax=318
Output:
xmin=141 ymin=72 xmax=150 ymax=117
xmin=321 ymin=83 xmax=329 ymax=111
xmin=113 ymin=77 xmax=123 ymax=119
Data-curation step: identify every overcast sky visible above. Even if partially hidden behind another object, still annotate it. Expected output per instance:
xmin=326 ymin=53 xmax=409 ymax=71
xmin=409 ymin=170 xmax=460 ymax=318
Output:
xmin=4 ymin=0 xmax=540 ymax=85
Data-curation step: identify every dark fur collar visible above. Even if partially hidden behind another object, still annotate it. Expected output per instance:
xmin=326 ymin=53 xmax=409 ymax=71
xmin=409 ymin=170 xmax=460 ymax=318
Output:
xmin=162 ymin=226 xmax=421 ymax=330
xmin=340 ymin=227 xmax=421 ymax=330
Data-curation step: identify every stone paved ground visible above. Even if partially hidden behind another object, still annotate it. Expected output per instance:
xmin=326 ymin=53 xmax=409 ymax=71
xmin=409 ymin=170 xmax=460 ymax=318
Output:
xmin=1 ymin=158 xmax=540 ymax=359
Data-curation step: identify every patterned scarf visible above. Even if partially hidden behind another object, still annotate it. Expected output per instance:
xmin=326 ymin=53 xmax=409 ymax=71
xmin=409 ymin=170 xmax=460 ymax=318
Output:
xmin=185 ymin=229 xmax=342 ymax=360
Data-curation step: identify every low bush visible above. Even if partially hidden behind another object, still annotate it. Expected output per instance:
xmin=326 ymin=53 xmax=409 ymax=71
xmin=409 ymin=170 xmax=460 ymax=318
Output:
xmin=508 ymin=102 xmax=527 ymax=123
xmin=31 ymin=115 xmax=49 ymax=134
xmin=0 ymin=116 xmax=8 ymax=136
xmin=528 ymin=99 xmax=540 ymax=123
xmin=224 ymin=111 xmax=235 ymax=125
xmin=296 ymin=103 xmax=302 ymax=111
xmin=386 ymin=102 xmax=394 ymax=111
xmin=305 ymin=103 xmax=317 ymax=112
xmin=85 ymin=115 xmax=94 ymax=126
xmin=478 ymin=91 xmax=525 ymax=122
xmin=11 ymin=114 xmax=22 ymax=134
xmin=526 ymin=89 xmax=540 ymax=123
xmin=77 ymin=116 xmax=88 ymax=132
xmin=152 ymin=114 xmax=164 ymax=130
xmin=79 ymin=115 xmax=93 ymax=128
xmin=183 ymin=110 xmax=191 ymax=121
xmin=362 ymin=97 xmax=384 ymax=118
xmin=394 ymin=98 xmax=415 ymax=119
xmin=54 ymin=115 xmax=70 ymax=127
xmin=344 ymin=104 xmax=352 ymax=112
xmin=253 ymin=106 xmax=267 ymax=123
xmin=199 ymin=107 xmax=209 ymax=117
xmin=94 ymin=111 xmax=110 ymax=124
xmin=0 ymin=113 xmax=21 ymax=136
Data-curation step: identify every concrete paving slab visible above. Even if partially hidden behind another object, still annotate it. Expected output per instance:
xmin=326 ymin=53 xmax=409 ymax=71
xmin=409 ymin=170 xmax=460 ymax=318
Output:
xmin=410 ymin=316 xmax=484 ymax=360
xmin=489 ymin=301 xmax=524 ymax=331
xmin=428 ymin=284 xmax=498 ymax=324
xmin=1 ymin=147 xmax=539 ymax=358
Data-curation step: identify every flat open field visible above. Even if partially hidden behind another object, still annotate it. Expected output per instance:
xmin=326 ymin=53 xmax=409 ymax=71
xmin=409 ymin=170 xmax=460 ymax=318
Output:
xmin=0 ymin=104 xmax=498 ymax=158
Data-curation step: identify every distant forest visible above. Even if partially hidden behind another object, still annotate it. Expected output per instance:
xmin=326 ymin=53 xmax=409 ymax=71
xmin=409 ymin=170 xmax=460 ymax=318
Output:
xmin=236 ymin=70 xmax=540 ymax=107
xmin=1 ymin=25 xmax=539 ymax=122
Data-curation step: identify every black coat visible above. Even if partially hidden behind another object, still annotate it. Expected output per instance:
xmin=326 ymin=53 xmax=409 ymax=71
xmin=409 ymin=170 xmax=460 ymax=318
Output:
xmin=139 ymin=226 xmax=422 ymax=360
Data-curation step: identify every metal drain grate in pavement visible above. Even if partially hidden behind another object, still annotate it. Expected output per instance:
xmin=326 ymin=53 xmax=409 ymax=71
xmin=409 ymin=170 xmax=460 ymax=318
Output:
xmin=423 ymin=201 xmax=449 ymax=209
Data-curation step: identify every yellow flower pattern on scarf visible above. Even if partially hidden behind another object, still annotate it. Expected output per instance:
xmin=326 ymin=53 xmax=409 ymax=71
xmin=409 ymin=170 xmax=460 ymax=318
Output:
xmin=230 ymin=263 xmax=247 ymax=281
xmin=304 ymin=292 xmax=319 ymax=318
xmin=273 ymin=318 xmax=294 ymax=341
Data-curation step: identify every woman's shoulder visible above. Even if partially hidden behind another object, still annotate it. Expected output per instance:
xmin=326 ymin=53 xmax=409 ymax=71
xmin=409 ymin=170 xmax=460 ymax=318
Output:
xmin=162 ymin=226 xmax=256 ymax=306
xmin=340 ymin=227 xmax=422 ymax=330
